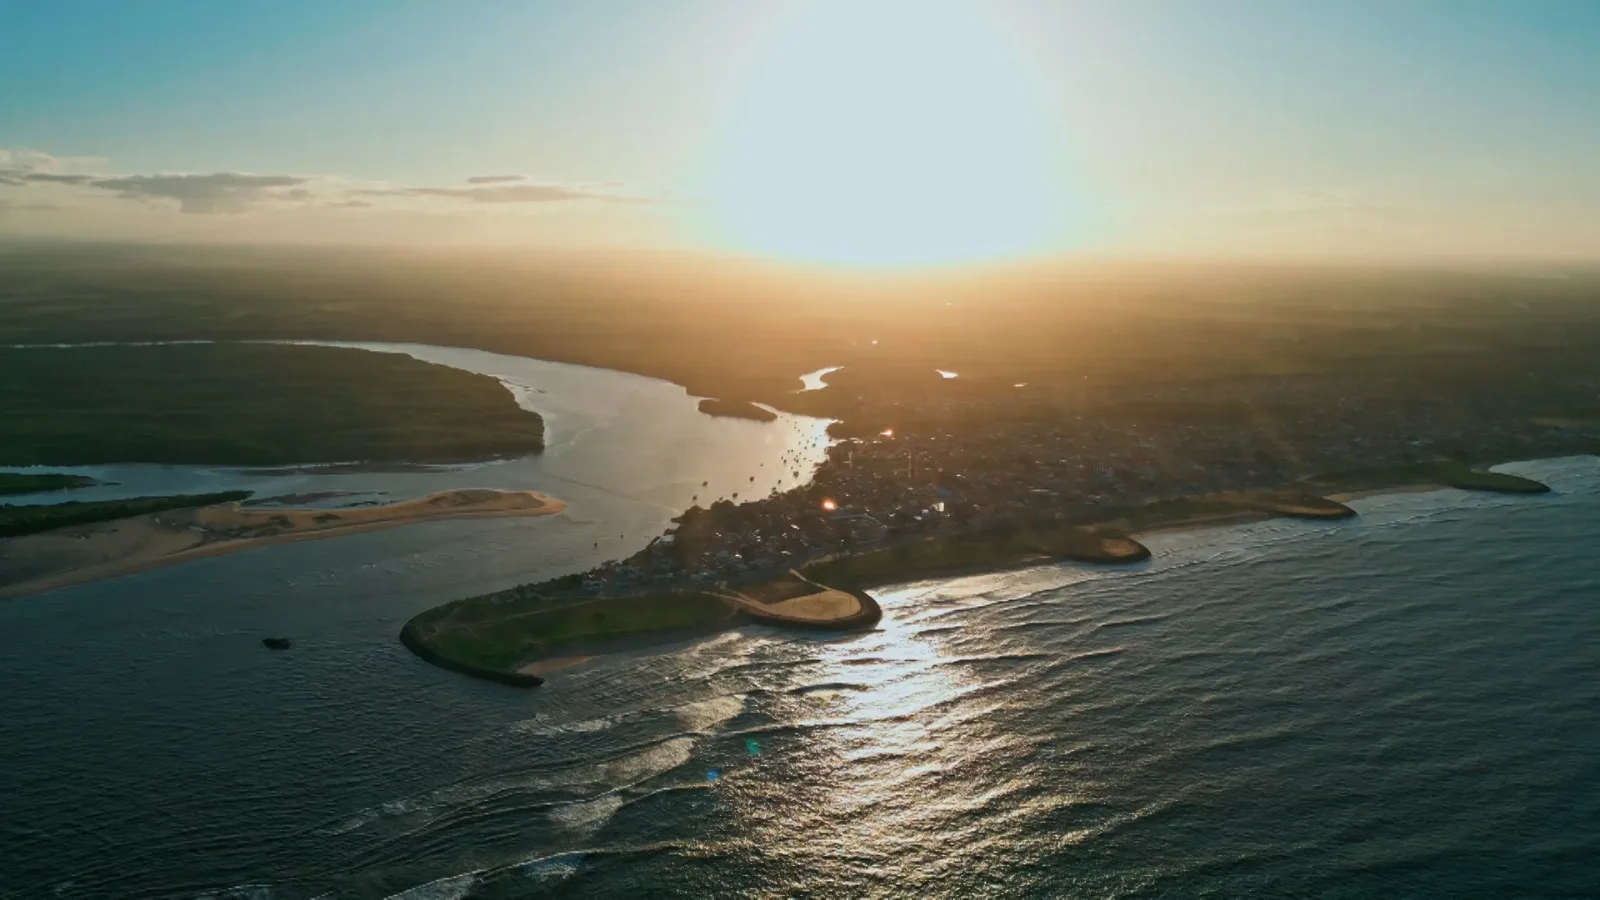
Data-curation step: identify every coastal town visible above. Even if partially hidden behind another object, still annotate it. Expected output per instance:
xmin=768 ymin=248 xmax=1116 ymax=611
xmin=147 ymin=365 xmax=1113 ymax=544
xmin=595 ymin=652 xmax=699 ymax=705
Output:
xmin=575 ymin=367 xmax=1596 ymax=594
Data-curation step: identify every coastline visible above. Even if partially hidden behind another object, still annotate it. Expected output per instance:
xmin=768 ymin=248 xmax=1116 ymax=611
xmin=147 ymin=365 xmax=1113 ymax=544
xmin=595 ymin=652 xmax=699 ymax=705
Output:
xmin=399 ymin=467 xmax=1562 ymax=687
xmin=0 ymin=488 xmax=565 ymax=600
xmin=1325 ymin=483 xmax=1448 ymax=502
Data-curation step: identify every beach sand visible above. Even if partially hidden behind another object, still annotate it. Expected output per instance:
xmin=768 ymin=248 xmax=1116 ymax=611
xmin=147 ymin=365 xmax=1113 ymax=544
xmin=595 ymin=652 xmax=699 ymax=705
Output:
xmin=725 ymin=586 xmax=863 ymax=622
xmin=0 ymin=488 xmax=565 ymax=599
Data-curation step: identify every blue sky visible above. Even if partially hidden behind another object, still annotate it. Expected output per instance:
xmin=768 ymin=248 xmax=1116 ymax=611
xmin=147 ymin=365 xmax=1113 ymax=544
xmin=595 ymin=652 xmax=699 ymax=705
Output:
xmin=3 ymin=0 xmax=1598 ymax=263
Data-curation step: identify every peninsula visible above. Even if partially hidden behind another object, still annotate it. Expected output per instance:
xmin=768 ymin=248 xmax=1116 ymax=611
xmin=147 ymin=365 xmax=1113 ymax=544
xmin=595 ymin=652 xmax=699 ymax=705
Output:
xmin=400 ymin=438 xmax=1551 ymax=686
xmin=0 ymin=488 xmax=564 ymax=599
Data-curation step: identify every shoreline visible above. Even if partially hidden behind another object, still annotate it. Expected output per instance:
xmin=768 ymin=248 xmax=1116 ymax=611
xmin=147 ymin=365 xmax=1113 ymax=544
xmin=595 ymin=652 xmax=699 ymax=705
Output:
xmin=400 ymin=467 xmax=1561 ymax=687
xmin=1325 ymin=483 xmax=1448 ymax=502
xmin=0 ymin=489 xmax=565 ymax=600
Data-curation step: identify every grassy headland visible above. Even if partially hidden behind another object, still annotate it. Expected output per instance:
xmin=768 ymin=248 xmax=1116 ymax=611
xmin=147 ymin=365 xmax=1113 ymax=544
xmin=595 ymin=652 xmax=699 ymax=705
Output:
xmin=801 ymin=520 xmax=1149 ymax=589
xmin=401 ymin=590 xmax=741 ymax=684
xmin=0 ymin=473 xmax=98 ymax=496
xmin=0 ymin=491 xmax=251 ymax=538
xmin=0 ymin=343 xmax=543 ymax=466
xmin=1304 ymin=461 xmax=1551 ymax=495
xmin=397 ymin=487 xmax=1381 ymax=686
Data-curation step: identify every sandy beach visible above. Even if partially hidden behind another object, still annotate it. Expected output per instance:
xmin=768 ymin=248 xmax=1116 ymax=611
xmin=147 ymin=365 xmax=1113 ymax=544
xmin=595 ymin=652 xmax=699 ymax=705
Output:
xmin=0 ymin=488 xmax=565 ymax=599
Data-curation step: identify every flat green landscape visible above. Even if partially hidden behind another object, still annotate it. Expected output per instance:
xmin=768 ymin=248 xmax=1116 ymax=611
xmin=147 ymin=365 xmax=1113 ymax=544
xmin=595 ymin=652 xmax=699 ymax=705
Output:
xmin=0 ymin=473 xmax=97 ymax=496
xmin=0 ymin=491 xmax=251 ymax=538
xmin=0 ymin=343 xmax=544 ymax=466
xmin=1305 ymin=461 xmax=1551 ymax=495
xmin=404 ymin=590 xmax=738 ymax=673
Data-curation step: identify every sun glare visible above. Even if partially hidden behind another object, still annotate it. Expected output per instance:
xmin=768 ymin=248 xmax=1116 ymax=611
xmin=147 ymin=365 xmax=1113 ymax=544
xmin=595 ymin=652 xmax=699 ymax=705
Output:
xmin=704 ymin=0 xmax=1059 ymax=268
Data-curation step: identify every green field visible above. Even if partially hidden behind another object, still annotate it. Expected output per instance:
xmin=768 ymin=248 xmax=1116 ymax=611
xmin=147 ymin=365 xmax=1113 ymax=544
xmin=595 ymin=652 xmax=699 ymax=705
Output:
xmin=0 ymin=343 xmax=543 ymax=466
xmin=1305 ymin=461 xmax=1550 ymax=495
xmin=0 ymin=473 xmax=97 ymax=496
xmin=803 ymin=519 xmax=1148 ymax=589
xmin=405 ymin=591 xmax=738 ymax=672
xmin=0 ymin=491 xmax=251 ymax=538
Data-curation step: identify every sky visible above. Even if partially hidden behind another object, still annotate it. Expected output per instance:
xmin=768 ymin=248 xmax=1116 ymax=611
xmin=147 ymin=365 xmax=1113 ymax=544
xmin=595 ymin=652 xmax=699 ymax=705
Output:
xmin=2 ymin=0 xmax=1599 ymax=267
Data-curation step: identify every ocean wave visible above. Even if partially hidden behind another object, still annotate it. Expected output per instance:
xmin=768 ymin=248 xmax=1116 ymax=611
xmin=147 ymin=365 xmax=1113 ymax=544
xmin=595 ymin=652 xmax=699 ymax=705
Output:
xmin=1094 ymin=614 xmax=1170 ymax=631
xmin=381 ymin=871 xmax=480 ymax=900
xmin=549 ymin=793 xmax=626 ymax=836
xmin=518 ymin=850 xmax=586 ymax=883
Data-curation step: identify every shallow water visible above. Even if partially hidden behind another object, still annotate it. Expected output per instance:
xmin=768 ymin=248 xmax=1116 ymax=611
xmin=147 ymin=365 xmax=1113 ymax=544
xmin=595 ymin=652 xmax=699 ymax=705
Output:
xmin=0 ymin=346 xmax=1595 ymax=897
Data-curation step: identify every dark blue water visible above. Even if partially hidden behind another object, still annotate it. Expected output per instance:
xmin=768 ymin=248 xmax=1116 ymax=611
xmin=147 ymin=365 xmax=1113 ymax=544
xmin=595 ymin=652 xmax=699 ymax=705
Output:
xmin=1 ymin=456 xmax=1596 ymax=899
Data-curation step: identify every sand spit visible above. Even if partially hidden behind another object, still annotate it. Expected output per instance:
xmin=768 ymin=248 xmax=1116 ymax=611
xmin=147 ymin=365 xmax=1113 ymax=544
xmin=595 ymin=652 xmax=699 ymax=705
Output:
xmin=0 ymin=489 xmax=565 ymax=599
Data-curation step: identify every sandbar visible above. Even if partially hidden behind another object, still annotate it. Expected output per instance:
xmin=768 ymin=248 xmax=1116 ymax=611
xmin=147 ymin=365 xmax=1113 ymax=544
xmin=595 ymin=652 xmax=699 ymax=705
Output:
xmin=0 ymin=488 xmax=565 ymax=599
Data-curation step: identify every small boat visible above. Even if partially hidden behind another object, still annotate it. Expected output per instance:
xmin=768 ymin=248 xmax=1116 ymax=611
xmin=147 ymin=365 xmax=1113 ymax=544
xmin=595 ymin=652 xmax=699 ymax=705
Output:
xmin=262 ymin=637 xmax=292 ymax=650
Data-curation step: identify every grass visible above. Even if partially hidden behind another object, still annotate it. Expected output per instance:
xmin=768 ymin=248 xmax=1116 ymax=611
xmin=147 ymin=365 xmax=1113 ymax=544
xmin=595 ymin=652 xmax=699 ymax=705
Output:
xmin=408 ymin=592 xmax=737 ymax=673
xmin=803 ymin=519 xmax=1147 ymax=589
xmin=1305 ymin=461 xmax=1549 ymax=495
xmin=0 ymin=343 xmax=544 ymax=466
xmin=0 ymin=491 xmax=251 ymax=538
xmin=0 ymin=472 xmax=97 ymax=496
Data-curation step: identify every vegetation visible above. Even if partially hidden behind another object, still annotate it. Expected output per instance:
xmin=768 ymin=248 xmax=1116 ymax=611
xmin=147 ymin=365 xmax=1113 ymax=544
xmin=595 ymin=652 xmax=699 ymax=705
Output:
xmin=0 ymin=491 xmax=251 ymax=538
xmin=404 ymin=591 xmax=738 ymax=674
xmin=1305 ymin=462 xmax=1550 ymax=495
xmin=5 ymin=245 xmax=1600 ymax=429
xmin=0 ymin=343 xmax=543 ymax=466
xmin=0 ymin=472 xmax=97 ymax=496
xmin=697 ymin=398 xmax=778 ymax=421
xmin=804 ymin=519 xmax=1148 ymax=589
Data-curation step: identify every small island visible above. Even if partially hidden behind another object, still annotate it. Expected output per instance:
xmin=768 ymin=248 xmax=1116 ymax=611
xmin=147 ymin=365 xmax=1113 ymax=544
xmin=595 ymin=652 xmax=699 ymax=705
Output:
xmin=697 ymin=398 xmax=778 ymax=422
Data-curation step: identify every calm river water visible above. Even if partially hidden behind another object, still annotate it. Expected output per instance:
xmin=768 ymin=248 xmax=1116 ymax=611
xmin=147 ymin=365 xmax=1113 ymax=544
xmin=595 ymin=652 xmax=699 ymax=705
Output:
xmin=0 ymin=346 xmax=1595 ymax=898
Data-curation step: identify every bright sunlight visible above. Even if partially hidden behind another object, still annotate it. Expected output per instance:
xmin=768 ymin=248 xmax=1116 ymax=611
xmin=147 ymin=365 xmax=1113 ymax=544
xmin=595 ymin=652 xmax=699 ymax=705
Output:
xmin=704 ymin=0 xmax=1061 ymax=268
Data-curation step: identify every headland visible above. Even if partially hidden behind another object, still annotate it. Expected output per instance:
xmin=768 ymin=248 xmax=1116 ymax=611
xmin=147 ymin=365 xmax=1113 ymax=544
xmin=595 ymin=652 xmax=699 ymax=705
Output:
xmin=399 ymin=454 xmax=1558 ymax=688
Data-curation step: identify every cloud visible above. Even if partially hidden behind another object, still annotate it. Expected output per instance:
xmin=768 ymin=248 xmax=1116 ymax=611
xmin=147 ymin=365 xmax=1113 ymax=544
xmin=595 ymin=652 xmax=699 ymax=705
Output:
xmin=21 ymin=172 xmax=97 ymax=185
xmin=0 ymin=146 xmax=653 ymax=219
xmin=0 ymin=147 xmax=106 ymax=175
xmin=87 ymin=173 xmax=311 ymax=213
xmin=360 ymin=183 xmax=651 ymax=205
xmin=0 ymin=198 xmax=62 ymax=211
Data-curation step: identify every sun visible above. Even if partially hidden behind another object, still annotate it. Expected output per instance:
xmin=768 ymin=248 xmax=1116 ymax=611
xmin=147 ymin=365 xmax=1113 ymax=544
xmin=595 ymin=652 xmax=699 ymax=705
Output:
xmin=701 ymin=0 xmax=1061 ymax=268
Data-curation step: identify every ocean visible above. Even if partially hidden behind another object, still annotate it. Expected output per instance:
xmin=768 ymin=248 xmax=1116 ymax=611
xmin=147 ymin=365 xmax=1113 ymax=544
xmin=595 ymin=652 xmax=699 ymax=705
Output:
xmin=0 ymin=355 xmax=1595 ymax=898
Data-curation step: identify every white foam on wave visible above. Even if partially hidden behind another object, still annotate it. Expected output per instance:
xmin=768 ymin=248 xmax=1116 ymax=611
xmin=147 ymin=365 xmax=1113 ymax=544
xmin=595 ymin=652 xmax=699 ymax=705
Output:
xmin=508 ymin=710 xmax=628 ymax=738
xmin=521 ymin=851 xmax=586 ymax=883
xmin=674 ymin=694 xmax=747 ymax=731
xmin=549 ymin=792 xmax=625 ymax=836
xmin=189 ymin=885 xmax=274 ymax=900
xmin=381 ymin=872 xmax=479 ymax=900
xmin=599 ymin=735 xmax=696 ymax=785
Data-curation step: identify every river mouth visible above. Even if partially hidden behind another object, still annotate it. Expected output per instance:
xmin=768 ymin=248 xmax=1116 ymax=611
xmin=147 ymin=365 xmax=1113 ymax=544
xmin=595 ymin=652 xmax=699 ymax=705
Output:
xmin=0 ymin=340 xmax=838 ymax=519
